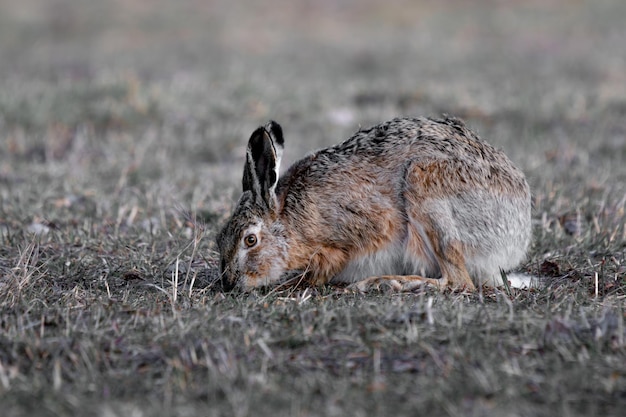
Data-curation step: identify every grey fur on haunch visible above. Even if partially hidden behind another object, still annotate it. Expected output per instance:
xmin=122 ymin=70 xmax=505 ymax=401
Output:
xmin=217 ymin=116 xmax=532 ymax=292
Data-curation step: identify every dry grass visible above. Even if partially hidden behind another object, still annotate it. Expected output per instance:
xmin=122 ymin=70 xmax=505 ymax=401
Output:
xmin=0 ymin=0 xmax=625 ymax=416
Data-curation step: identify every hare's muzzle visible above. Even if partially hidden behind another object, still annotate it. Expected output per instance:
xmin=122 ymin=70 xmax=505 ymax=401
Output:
xmin=221 ymin=277 xmax=236 ymax=292
xmin=219 ymin=259 xmax=237 ymax=292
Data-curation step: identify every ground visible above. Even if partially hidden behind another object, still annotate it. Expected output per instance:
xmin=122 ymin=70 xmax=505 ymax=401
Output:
xmin=0 ymin=0 xmax=625 ymax=416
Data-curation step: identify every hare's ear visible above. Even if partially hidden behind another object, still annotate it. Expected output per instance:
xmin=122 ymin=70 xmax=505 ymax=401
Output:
xmin=242 ymin=120 xmax=284 ymax=211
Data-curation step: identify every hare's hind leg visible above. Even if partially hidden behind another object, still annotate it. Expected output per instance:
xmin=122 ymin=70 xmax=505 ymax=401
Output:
xmin=350 ymin=274 xmax=447 ymax=292
xmin=427 ymin=238 xmax=476 ymax=291
xmin=349 ymin=238 xmax=475 ymax=293
xmin=409 ymin=217 xmax=476 ymax=291
xmin=403 ymin=160 xmax=477 ymax=292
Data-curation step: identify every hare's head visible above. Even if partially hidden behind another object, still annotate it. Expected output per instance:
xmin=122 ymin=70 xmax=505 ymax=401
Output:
xmin=217 ymin=121 xmax=288 ymax=291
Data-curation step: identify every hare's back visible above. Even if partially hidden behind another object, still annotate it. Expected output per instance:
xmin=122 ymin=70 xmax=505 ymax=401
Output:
xmin=321 ymin=117 xmax=526 ymax=192
xmin=278 ymin=117 xmax=527 ymax=199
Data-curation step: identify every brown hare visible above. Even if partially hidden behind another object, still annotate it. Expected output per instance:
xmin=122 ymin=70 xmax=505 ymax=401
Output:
xmin=217 ymin=117 xmax=532 ymax=292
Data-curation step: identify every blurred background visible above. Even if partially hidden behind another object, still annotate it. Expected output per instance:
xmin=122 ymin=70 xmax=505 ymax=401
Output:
xmin=0 ymin=0 xmax=625 ymax=230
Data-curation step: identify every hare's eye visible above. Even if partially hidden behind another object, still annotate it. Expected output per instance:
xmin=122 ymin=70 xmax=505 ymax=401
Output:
xmin=243 ymin=234 xmax=258 ymax=248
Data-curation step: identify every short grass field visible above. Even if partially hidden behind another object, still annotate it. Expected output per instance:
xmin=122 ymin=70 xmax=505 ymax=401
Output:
xmin=1 ymin=0 xmax=625 ymax=416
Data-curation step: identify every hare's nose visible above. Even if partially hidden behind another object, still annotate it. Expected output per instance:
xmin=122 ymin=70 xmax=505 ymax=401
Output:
xmin=219 ymin=266 xmax=236 ymax=292
xmin=222 ymin=278 xmax=236 ymax=292
xmin=221 ymin=278 xmax=236 ymax=292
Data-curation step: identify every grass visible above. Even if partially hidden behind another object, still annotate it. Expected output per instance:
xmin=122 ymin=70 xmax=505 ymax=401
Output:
xmin=1 ymin=0 xmax=625 ymax=416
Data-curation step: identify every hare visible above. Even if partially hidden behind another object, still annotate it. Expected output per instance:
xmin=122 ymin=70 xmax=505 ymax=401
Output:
xmin=216 ymin=117 xmax=532 ymax=292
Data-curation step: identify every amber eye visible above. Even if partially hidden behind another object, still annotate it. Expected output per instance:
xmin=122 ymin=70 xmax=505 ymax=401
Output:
xmin=243 ymin=234 xmax=258 ymax=248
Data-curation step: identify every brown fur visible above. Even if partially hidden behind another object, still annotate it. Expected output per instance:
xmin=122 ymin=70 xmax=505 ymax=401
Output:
xmin=217 ymin=117 xmax=532 ymax=292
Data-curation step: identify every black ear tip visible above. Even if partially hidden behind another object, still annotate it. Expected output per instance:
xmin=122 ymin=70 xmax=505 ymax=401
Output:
xmin=248 ymin=126 xmax=267 ymax=152
xmin=266 ymin=120 xmax=284 ymax=146
xmin=250 ymin=126 xmax=266 ymax=141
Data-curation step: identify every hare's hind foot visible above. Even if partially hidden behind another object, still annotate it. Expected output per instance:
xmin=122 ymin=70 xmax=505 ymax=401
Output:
xmin=348 ymin=275 xmax=449 ymax=293
xmin=348 ymin=265 xmax=479 ymax=293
